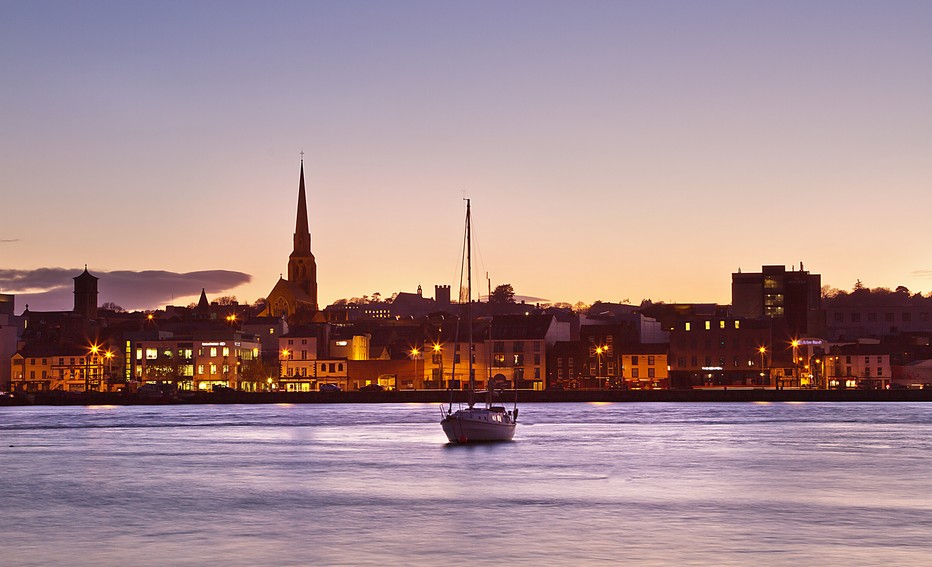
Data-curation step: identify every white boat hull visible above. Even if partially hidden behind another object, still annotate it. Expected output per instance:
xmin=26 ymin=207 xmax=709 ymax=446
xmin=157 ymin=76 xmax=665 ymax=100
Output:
xmin=441 ymin=407 xmax=516 ymax=443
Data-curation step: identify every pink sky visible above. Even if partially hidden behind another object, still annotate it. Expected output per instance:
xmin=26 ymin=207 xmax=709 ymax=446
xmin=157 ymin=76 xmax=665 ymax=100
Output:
xmin=3 ymin=2 xmax=932 ymax=312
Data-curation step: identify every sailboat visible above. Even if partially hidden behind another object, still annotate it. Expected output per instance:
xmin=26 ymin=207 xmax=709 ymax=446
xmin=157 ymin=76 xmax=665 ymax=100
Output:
xmin=441 ymin=199 xmax=518 ymax=444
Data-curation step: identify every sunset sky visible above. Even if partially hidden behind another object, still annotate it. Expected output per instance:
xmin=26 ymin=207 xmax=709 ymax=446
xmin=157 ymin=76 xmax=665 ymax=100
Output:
xmin=3 ymin=1 xmax=932 ymax=313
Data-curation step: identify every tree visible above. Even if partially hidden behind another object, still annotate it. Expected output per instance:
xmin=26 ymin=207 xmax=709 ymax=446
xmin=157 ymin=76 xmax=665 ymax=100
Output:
xmin=144 ymin=353 xmax=188 ymax=390
xmin=896 ymin=286 xmax=910 ymax=295
xmin=100 ymin=302 xmax=125 ymax=313
xmin=216 ymin=295 xmax=238 ymax=305
xmin=489 ymin=283 xmax=515 ymax=303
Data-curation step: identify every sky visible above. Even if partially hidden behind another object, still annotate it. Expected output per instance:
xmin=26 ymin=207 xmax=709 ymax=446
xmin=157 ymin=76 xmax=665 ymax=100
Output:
xmin=2 ymin=1 xmax=932 ymax=313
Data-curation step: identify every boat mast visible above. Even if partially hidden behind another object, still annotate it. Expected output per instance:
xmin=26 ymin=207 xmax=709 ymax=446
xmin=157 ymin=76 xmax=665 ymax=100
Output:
xmin=466 ymin=199 xmax=475 ymax=406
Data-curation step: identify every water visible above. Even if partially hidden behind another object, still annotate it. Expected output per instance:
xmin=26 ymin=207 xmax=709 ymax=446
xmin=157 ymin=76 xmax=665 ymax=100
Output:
xmin=2 ymin=402 xmax=931 ymax=566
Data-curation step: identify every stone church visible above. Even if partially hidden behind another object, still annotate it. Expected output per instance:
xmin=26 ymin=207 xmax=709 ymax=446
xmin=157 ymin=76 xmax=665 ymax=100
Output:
xmin=261 ymin=160 xmax=320 ymax=319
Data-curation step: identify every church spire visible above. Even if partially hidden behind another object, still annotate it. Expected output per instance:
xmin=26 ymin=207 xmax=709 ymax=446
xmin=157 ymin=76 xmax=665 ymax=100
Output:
xmin=293 ymin=159 xmax=310 ymax=254
xmin=287 ymin=158 xmax=318 ymax=310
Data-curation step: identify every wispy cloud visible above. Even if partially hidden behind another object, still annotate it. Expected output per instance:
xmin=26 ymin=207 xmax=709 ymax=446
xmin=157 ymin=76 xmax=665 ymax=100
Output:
xmin=0 ymin=268 xmax=250 ymax=312
xmin=910 ymin=270 xmax=932 ymax=279
xmin=0 ymin=239 xmax=19 ymax=243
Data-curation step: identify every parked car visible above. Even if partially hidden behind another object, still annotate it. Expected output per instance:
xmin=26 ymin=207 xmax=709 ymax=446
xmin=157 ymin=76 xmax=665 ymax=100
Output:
xmin=319 ymin=383 xmax=341 ymax=392
xmin=359 ymin=384 xmax=384 ymax=392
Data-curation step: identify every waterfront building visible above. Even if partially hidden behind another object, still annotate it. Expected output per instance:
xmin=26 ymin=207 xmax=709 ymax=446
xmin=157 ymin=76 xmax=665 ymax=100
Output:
xmin=732 ymin=264 xmax=823 ymax=338
xmin=667 ymin=316 xmax=796 ymax=388
xmin=130 ymin=334 xmax=260 ymax=391
xmin=10 ymin=343 xmax=117 ymax=393
xmin=823 ymin=342 xmax=894 ymax=389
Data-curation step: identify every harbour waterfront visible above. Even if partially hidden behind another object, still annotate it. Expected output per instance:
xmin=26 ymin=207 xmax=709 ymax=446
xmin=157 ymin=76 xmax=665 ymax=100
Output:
xmin=2 ymin=403 xmax=931 ymax=566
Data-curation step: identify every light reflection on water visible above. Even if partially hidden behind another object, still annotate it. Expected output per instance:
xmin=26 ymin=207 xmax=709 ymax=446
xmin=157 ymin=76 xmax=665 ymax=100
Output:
xmin=1 ymin=403 xmax=931 ymax=566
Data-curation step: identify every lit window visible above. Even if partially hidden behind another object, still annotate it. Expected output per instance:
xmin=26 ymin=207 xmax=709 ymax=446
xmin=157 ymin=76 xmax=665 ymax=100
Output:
xmin=735 ymin=321 xmax=740 ymax=329
xmin=705 ymin=321 xmax=711 ymax=330
xmin=222 ymin=347 xmax=230 ymax=357
xmin=685 ymin=322 xmax=691 ymax=331
xmin=719 ymin=321 xmax=725 ymax=329
xmin=145 ymin=349 xmax=158 ymax=360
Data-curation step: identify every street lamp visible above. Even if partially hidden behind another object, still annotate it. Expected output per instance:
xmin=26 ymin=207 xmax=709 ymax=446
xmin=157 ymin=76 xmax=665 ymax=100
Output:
xmin=280 ymin=348 xmax=290 ymax=389
xmin=86 ymin=344 xmax=100 ymax=392
xmin=595 ymin=346 xmax=605 ymax=389
xmin=758 ymin=346 xmax=767 ymax=387
xmin=104 ymin=350 xmax=114 ymax=389
xmin=432 ymin=343 xmax=443 ymax=389
xmin=790 ymin=339 xmax=800 ymax=389
xmin=411 ymin=348 xmax=420 ymax=387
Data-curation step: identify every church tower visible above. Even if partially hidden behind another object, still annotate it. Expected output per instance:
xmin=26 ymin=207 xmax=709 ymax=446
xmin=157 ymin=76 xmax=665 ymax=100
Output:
xmin=263 ymin=158 xmax=321 ymax=318
xmin=287 ymin=160 xmax=318 ymax=311
xmin=73 ymin=266 xmax=98 ymax=320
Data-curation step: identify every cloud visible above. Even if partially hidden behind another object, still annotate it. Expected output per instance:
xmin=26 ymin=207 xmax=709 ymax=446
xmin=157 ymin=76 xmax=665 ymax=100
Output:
xmin=0 ymin=268 xmax=251 ymax=312
xmin=0 ymin=239 xmax=19 ymax=243
xmin=910 ymin=270 xmax=932 ymax=279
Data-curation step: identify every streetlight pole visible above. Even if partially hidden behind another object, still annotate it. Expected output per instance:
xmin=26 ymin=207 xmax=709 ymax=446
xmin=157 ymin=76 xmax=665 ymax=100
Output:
xmin=411 ymin=348 xmax=420 ymax=388
xmin=86 ymin=344 xmax=100 ymax=392
xmin=595 ymin=346 xmax=605 ymax=389
xmin=433 ymin=343 xmax=443 ymax=389
xmin=759 ymin=346 xmax=767 ymax=387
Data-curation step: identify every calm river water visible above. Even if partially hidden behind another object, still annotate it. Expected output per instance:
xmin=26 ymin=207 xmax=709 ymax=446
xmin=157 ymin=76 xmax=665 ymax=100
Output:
xmin=2 ymin=402 xmax=931 ymax=566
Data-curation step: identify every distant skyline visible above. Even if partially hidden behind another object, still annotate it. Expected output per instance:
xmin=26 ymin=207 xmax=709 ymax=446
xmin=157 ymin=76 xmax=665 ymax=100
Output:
xmin=3 ymin=2 xmax=932 ymax=313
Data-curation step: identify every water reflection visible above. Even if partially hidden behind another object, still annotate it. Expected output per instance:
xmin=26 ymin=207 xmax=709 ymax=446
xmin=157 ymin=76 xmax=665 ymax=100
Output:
xmin=1 ymin=403 xmax=931 ymax=566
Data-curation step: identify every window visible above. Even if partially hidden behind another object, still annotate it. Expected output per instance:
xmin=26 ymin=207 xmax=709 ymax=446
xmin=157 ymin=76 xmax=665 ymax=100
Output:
xmin=691 ymin=356 xmax=698 ymax=366
xmin=534 ymin=368 xmax=540 ymax=379
xmin=647 ymin=356 xmax=655 ymax=365
xmin=734 ymin=321 xmax=740 ymax=329
xmin=534 ymin=354 xmax=541 ymax=365
xmin=631 ymin=368 xmax=639 ymax=378
xmin=903 ymin=312 xmax=912 ymax=322
xmin=868 ymin=313 xmax=878 ymax=322
xmin=432 ymin=353 xmax=442 ymax=364
xmin=210 ymin=347 xmax=218 ymax=357
xmin=222 ymin=347 xmax=230 ymax=357
xmin=302 ymin=350 xmax=307 ymax=360
xmin=851 ymin=313 xmax=860 ymax=323
xmin=210 ymin=364 xmax=217 ymax=374
xmin=631 ymin=356 xmax=639 ymax=365
xmin=719 ymin=320 xmax=725 ymax=329
xmin=513 ymin=354 xmax=524 ymax=366
xmin=877 ymin=356 xmax=882 ymax=364
xmin=877 ymin=367 xmax=883 ymax=376
xmin=705 ymin=321 xmax=711 ymax=330
xmin=648 ymin=368 xmax=655 ymax=378
xmin=494 ymin=341 xmax=504 ymax=353
xmin=197 ymin=365 xmax=205 ymax=375
xmin=146 ymin=348 xmax=158 ymax=360
xmin=533 ymin=342 xmax=541 ymax=352
xmin=493 ymin=354 xmax=505 ymax=366
xmin=513 ymin=341 xmax=523 ymax=352
xmin=685 ymin=322 xmax=691 ymax=331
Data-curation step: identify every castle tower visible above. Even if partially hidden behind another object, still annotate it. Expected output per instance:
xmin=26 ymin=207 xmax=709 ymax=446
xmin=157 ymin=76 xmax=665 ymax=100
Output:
xmin=287 ymin=160 xmax=318 ymax=310
xmin=73 ymin=266 xmax=98 ymax=319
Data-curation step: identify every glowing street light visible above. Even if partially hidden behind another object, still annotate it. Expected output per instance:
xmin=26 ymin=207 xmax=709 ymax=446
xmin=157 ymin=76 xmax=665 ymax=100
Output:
xmin=758 ymin=346 xmax=767 ymax=386
xmin=411 ymin=348 xmax=420 ymax=386
xmin=595 ymin=346 xmax=605 ymax=387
